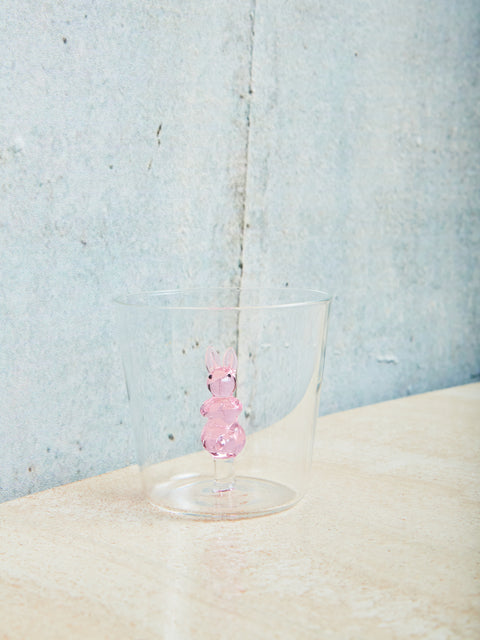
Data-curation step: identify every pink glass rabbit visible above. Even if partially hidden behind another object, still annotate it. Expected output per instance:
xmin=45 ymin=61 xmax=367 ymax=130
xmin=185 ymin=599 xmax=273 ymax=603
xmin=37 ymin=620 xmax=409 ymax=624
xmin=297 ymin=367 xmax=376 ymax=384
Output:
xmin=200 ymin=346 xmax=246 ymax=458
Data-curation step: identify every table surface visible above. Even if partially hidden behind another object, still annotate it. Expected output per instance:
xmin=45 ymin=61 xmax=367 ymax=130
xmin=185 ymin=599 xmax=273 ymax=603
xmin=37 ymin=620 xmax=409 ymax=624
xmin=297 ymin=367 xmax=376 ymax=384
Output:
xmin=1 ymin=384 xmax=479 ymax=639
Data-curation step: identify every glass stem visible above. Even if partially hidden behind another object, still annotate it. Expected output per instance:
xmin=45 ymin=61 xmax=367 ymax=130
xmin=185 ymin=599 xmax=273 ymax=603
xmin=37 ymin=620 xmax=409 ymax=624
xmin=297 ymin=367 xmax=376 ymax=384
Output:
xmin=213 ymin=458 xmax=236 ymax=493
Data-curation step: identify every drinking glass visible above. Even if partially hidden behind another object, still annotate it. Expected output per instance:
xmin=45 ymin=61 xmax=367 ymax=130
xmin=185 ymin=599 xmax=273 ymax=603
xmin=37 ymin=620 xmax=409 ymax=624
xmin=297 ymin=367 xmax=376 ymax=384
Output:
xmin=114 ymin=287 xmax=331 ymax=519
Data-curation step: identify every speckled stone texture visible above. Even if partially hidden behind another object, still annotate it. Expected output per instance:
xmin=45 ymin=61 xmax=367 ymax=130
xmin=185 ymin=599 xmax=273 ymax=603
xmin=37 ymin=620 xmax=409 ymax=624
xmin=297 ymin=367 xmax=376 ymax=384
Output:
xmin=1 ymin=1 xmax=479 ymax=501
xmin=0 ymin=385 xmax=478 ymax=638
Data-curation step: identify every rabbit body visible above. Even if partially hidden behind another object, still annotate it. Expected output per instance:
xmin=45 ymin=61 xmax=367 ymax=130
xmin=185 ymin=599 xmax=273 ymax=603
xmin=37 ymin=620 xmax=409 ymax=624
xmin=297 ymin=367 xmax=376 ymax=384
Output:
xmin=200 ymin=396 xmax=242 ymax=424
xmin=200 ymin=347 xmax=246 ymax=459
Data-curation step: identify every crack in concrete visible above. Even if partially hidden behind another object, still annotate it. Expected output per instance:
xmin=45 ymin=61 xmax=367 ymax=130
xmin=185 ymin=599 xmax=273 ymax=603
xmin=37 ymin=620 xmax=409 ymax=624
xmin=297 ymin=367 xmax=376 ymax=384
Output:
xmin=236 ymin=0 xmax=256 ymax=301
xmin=234 ymin=0 xmax=256 ymax=353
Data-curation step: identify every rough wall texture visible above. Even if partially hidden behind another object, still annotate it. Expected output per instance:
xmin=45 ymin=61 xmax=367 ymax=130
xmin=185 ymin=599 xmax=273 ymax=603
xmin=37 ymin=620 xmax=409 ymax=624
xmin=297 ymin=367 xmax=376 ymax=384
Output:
xmin=242 ymin=0 xmax=480 ymax=412
xmin=1 ymin=0 xmax=479 ymax=501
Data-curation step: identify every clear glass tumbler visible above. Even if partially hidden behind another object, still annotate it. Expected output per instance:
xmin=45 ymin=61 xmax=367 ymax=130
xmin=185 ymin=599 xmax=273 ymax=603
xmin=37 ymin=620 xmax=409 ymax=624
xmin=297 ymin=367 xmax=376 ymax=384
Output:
xmin=114 ymin=288 xmax=331 ymax=519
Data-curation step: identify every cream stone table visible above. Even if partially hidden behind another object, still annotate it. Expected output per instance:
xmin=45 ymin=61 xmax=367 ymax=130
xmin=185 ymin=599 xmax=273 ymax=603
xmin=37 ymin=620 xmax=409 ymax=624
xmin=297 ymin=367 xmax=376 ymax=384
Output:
xmin=1 ymin=384 xmax=479 ymax=639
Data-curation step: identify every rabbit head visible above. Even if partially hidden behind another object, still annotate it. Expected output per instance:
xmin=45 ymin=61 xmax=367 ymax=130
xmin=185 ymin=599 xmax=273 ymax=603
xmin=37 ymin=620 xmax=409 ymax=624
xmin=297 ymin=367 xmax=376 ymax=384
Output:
xmin=205 ymin=346 xmax=238 ymax=397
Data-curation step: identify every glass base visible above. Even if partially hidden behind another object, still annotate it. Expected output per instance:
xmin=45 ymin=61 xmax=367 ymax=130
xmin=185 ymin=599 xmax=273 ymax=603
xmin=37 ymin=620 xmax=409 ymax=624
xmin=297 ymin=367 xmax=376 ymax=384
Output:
xmin=148 ymin=475 xmax=299 ymax=520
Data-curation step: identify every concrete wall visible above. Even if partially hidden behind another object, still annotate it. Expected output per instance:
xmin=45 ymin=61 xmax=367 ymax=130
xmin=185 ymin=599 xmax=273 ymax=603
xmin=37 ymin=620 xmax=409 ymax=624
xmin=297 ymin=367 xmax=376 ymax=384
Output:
xmin=1 ymin=0 xmax=479 ymax=501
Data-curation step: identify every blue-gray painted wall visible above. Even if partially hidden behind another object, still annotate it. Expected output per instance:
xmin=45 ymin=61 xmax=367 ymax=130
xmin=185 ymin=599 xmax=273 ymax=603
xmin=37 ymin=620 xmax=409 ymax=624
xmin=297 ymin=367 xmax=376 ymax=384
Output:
xmin=1 ymin=0 xmax=479 ymax=501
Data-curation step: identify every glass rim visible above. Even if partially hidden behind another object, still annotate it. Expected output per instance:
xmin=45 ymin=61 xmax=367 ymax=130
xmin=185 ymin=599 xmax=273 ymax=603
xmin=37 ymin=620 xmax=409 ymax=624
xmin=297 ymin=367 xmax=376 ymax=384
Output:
xmin=113 ymin=287 xmax=332 ymax=310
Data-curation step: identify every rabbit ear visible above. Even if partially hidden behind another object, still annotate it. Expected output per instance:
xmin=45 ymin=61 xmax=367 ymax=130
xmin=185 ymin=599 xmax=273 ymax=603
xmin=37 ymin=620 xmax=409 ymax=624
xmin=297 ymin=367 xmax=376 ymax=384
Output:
xmin=223 ymin=347 xmax=238 ymax=372
xmin=205 ymin=346 xmax=221 ymax=372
